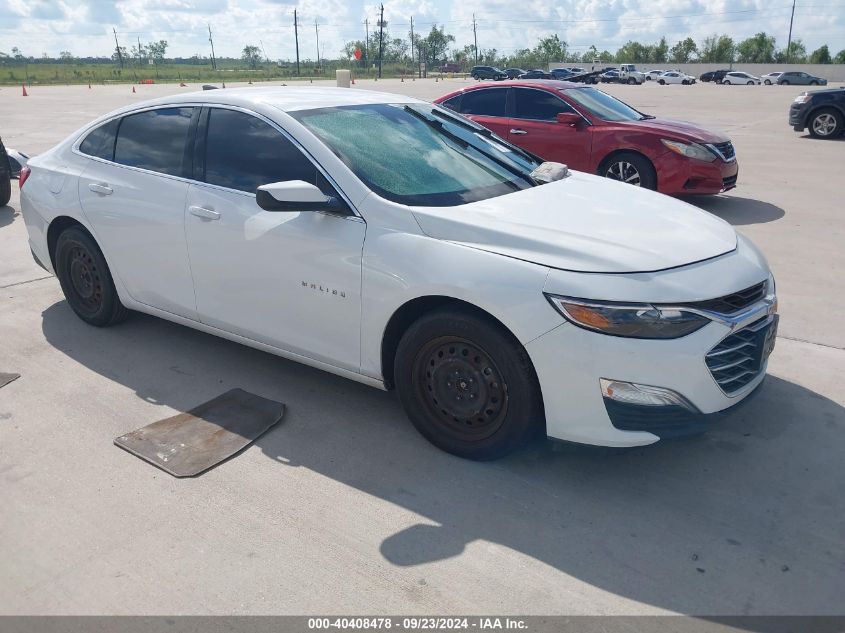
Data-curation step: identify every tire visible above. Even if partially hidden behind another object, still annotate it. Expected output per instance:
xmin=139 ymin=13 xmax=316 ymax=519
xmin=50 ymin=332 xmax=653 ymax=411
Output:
xmin=394 ymin=307 xmax=544 ymax=460
xmin=54 ymin=226 xmax=129 ymax=327
xmin=601 ymin=152 xmax=657 ymax=190
xmin=746 ymin=81 xmax=754 ymax=85
xmin=781 ymin=80 xmax=790 ymax=85
xmin=646 ymin=76 xmax=652 ymax=81
xmin=809 ymin=80 xmax=818 ymax=86
xmin=808 ymin=108 xmax=844 ymax=139
xmin=658 ymin=79 xmax=665 ymax=85
xmin=627 ymin=77 xmax=636 ymax=85
xmin=764 ymin=79 xmax=771 ymax=85
xmin=0 ymin=176 xmax=10 ymax=207
xmin=682 ymin=79 xmax=689 ymax=85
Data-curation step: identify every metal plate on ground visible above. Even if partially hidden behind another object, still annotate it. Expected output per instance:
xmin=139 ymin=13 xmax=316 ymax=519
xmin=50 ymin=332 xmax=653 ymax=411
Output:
xmin=114 ymin=388 xmax=285 ymax=477
xmin=0 ymin=373 xmax=20 ymax=389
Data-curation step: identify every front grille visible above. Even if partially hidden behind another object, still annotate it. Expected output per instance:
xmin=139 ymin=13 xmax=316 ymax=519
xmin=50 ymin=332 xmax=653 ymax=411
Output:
xmin=681 ymin=280 xmax=767 ymax=315
xmin=722 ymin=174 xmax=737 ymax=189
xmin=706 ymin=316 xmax=776 ymax=394
xmin=710 ymin=141 xmax=736 ymax=161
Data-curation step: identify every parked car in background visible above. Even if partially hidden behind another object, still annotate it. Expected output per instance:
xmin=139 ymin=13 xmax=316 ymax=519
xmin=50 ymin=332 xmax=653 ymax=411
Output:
xmin=471 ymin=66 xmax=507 ymax=80
xmin=761 ymin=72 xmax=783 ymax=85
xmin=778 ymin=71 xmax=827 ymax=86
xmin=435 ymin=80 xmax=739 ymax=196
xmin=6 ymin=148 xmax=29 ymax=179
xmin=617 ymin=64 xmax=646 ymax=84
xmin=504 ymin=68 xmax=526 ymax=79
xmin=566 ymin=67 xmax=586 ymax=74
xmin=0 ymin=136 xmax=11 ymax=206
xmin=645 ymin=70 xmax=664 ymax=81
xmin=439 ymin=63 xmax=462 ymax=73
xmin=600 ymin=69 xmax=621 ymax=83
xmin=549 ymin=68 xmax=575 ymax=80
xmin=790 ymin=87 xmax=845 ymax=138
xmin=19 ymin=87 xmax=776 ymax=459
xmin=657 ymin=71 xmax=696 ymax=85
xmin=722 ymin=72 xmax=761 ymax=85
xmin=519 ymin=69 xmax=552 ymax=79
xmin=700 ymin=69 xmax=731 ymax=83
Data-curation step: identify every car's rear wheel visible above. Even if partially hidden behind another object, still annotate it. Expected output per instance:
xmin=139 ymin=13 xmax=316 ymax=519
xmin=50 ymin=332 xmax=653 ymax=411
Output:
xmin=764 ymin=79 xmax=772 ymax=85
xmin=601 ymin=152 xmax=656 ymax=190
xmin=0 ymin=176 xmax=10 ymax=207
xmin=394 ymin=307 xmax=543 ymax=460
xmin=808 ymin=108 xmax=844 ymax=138
xmin=682 ymin=79 xmax=689 ymax=85
xmin=627 ymin=77 xmax=636 ymax=85
xmin=658 ymin=79 xmax=665 ymax=85
xmin=746 ymin=80 xmax=754 ymax=85
xmin=781 ymin=80 xmax=790 ymax=85
xmin=54 ymin=226 xmax=129 ymax=327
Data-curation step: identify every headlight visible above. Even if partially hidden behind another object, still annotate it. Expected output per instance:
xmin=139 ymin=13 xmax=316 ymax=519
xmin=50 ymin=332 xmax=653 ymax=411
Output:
xmin=793 ymin=94 xmax=811 ymax=103
xmin=661 ymin=139 xmax=716 ymax=162
xmin=545 ymin=295 xmax=710 ymax=339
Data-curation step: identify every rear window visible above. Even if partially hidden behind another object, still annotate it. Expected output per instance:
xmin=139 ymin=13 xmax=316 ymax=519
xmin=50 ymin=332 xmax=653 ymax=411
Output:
xmin=79 ymin=119 xmax=120 ymax=161
xmin=459 ymin=89 xmax=508 ymax=117
xmin=114 ymin=107 xmax=194 ymax=177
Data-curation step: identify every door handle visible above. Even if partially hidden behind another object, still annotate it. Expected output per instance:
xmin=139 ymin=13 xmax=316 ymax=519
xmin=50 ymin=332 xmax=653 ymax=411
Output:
xmin=88 ymin=183 xmax=113 ymax=195
xmin=189 ymin=205 xmax=221 ymax=221
xmin=510 ymin=129 xmax=527 ymax=135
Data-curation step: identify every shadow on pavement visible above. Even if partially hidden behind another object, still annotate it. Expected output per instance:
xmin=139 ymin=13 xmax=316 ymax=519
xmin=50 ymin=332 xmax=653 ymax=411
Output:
xmin=0 ymin=204 xmax=17 ymax=228
xmin=682 ymin=195 xmax=785 ymax=226
xmin=40 ymin=301 xmax=845 ymax=618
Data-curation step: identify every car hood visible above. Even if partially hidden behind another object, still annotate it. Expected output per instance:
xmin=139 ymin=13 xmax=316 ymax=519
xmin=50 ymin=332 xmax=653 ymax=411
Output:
xmin=410 ymin=172 xmax=737 ymax=274
xmin=620 ymin=117 xmax=729 ymax=144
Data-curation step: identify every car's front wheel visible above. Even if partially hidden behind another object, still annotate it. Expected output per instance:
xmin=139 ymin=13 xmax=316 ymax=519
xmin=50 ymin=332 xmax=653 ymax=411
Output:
xmin=764 ymin=79 xmax=772 ymax=85
xmin=780 ymin=80 xmax=790 ymax=85
xmin=808 ymin=108 xmax=844 ymax=138
xmin=601 ymin=152 xmax=656 ymax=190
xmin=682 ymin=79 xmax=689 ymax=85
xmin=395 ymin=307 xmax=544 ymax=460
xmin=809 ymin=80 xmax=819 ymax=86
xmin=658 ymin=79 xmax=665 ymax=85
xmin=54 ymin=226 xmax=129 ymax=327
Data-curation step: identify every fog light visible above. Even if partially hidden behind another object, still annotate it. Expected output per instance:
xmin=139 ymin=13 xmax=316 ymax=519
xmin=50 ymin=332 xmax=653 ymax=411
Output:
xmin=600 ymin=378 xmax=696 ymax=411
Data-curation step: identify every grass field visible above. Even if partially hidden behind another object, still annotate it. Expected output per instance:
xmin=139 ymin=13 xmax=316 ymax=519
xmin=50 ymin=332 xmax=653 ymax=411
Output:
xmin=0 ymin=61 xmax=431 ymax=86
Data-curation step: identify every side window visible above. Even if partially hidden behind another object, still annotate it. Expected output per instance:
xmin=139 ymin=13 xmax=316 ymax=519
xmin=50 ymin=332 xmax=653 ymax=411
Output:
xmin=203 ymin=108 xmax=326 ymax=195
xmin=441 ymin=95 xmax=462 ymax=112
xmin=79 ymin=119 xmax=120 ymax=161
xmin=459 ymin=89 xmax=508 ymax=117
xmin=513 ymin=89 xmax=575 ymax=121
xmin=114 ymin=107 xmax=194 ymax=177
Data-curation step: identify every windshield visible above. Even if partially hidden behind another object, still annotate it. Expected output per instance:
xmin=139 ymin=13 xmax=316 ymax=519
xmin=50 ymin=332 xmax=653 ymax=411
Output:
xmin=563 ymin=87 xmax=651 ymax=121
xmin=291 ymin=103 xmax=541 ymax=207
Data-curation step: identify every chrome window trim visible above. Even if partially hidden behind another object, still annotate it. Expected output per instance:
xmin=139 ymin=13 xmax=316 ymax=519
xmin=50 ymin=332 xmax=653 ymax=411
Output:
xmin=72 ymin=101 xmax=363 ymax=221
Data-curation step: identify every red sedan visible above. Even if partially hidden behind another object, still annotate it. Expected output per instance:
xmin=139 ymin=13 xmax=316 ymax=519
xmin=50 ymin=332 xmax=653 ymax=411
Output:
xmin=433 ymin=80 xmax=738 ymax=195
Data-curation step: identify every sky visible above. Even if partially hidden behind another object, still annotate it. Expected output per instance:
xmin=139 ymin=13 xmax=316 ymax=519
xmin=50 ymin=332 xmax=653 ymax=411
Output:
xmin=1 ymin=0 xmax=844 ymax=61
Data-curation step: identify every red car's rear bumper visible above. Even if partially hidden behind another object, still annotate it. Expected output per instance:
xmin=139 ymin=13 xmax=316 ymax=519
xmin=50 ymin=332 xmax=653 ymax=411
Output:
xmin=654 ymin=152 xmax=738 ymax=195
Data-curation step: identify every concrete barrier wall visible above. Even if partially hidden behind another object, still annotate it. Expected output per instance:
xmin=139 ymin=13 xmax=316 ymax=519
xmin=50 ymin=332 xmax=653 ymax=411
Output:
xmin=549 ymin=62 xmax=845 ymax=82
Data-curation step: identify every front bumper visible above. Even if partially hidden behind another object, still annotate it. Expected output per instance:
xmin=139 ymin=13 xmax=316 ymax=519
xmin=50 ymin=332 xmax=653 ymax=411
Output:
xmin=654 ymin=151 xmax=738 ymax=195
xmin=527 ymin=271 xmax=777 ymax=448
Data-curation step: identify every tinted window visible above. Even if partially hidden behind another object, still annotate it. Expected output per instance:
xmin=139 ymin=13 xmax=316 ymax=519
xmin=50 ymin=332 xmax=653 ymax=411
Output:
xmin=513 ymin=89 xmax=574 ymax=120
xmin=79 ymin=119 xmax=119 ymax=161
xmin=203 ymin=108 xmax=324 ymax=194
xmin=114 ymin=107 xmax=194 ymax=176
xmin=459 ymin=89 xmax=507 ymax=117
xmin=441 ymin=95 xmax=462 ymax=112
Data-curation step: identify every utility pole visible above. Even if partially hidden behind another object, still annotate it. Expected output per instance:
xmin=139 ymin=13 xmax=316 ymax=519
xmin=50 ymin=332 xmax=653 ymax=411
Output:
xmin=410 ymin=16 xmax=416 ymax=78
xmin=365 ymin=19 xmax=370 ymax=74
xmin=786 ymin=0 xmax=796 ymax=63
xmin=294 ymin=10 xmax=300 ymax=77
xmin=315 ymin=20 xmax=321 ymax=72
xmin=207 ymin=24 xmax=216 ymax=70
xmin=113 ymin=28 xmax=123 ymax=67
xmin=472 ymin=14 xmax=478 ymax=65
xmin=137 ymin=36 xmax=142 ymax=66
xmin=377 ymin=4 xmax=384 ymax=78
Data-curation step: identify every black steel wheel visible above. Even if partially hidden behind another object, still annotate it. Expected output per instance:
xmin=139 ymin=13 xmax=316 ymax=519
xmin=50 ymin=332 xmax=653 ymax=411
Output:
xmin=395 ymin=307 xmax=544 ymax=460
xmin=55 ymin=226 xmax=129 ymax=326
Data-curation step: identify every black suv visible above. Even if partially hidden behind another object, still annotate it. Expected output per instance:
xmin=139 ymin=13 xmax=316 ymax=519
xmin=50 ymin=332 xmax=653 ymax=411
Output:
xmin=700 ymin=69 xmax=730 ymax=83
xmin=470 ymin=66 xmax=507 ymax=81
xmin=0 ymin=136 xmax=11 ymax=207
xmin=789 ymin=87 xmax=845 ymax=138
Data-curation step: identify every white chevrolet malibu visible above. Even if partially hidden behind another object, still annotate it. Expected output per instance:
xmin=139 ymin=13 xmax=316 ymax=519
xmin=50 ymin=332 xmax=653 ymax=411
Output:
xmin=19 ymin=87 xmax=778 ymax=459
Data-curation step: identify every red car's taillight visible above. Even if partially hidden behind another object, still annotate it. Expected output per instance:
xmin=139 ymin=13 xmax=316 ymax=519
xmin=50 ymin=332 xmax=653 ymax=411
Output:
xmin=19 ymin=165 xmax=31 ymax=188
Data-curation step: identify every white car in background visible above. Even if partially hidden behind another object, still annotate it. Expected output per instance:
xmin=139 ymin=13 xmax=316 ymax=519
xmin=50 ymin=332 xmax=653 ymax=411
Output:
xmin=723 ymin=71 xmax=761 ymax=85
xmin=19 ymin=87 xmax=777 ymax=460
xmin=761 ymin=72 xmax=783 ymax=85
xmin=644 ymin=70 xmax=664 ymax=81
xmin=657 ymin=71 xmax=696 ymax=85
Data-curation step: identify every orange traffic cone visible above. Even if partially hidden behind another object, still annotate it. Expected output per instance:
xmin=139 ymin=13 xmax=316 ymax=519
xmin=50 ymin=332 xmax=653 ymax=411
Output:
xmin=132 ymin=86 xmax=136 ymax=93
xmin=22 ymin=84 xmax=28 ymax=96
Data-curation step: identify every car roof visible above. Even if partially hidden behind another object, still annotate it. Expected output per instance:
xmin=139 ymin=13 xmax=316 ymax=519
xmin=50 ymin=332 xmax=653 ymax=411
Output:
xmin=105 ymin=86 xmax=424 ymax=116
xmin=472 ymin=79 xmax=584 ymax=90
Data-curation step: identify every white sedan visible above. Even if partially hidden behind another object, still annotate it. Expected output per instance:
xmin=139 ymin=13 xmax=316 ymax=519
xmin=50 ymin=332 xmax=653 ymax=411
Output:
xmin=761 ymin=72 xmax=783 ymax=85
xmin=644 ymin=70 xmax=664 ymax=81
xmin=19 ymin=87 xmax=777 ymax=459
xmin=656 ymin=71 xmax=695 ymax=85
xmin=722 ymin=71 xmax=761 ymax=85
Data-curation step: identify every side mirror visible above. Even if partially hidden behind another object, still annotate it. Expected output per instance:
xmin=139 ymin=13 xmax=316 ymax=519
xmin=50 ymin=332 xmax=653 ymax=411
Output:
xmin=256 ymin=180 xmax=346 ymax=213
xmin=556 ymin=112 xmax=582 ymax=126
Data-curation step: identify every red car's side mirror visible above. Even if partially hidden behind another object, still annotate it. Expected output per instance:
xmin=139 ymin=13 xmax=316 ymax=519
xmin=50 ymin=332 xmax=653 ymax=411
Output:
xmin=556 ymin=112 xmax=582 ymax=126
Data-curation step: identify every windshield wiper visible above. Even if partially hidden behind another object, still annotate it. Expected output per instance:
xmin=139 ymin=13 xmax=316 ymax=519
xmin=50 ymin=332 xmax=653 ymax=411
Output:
xmin=639 ymin=114 xmax=656 ymax=120
xmin=403 ymin=106 xmax=537 ymax=187
xmin=429 ymin=107 xmax=542 ymax=165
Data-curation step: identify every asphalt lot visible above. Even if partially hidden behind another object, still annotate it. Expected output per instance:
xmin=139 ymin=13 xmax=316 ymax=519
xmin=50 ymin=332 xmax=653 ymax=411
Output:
xmin=0 ymin=78 xmax=843 ymax=616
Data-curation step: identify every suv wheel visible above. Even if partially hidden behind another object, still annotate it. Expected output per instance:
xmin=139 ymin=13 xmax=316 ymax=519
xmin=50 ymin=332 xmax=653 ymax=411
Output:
xmin=54 ymin=226 xmax=130 ymax=327
xmin=395 ymin=307 xmax=544 ymax=460
xmin=808 ymin=108 xmax=844 ymax=138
